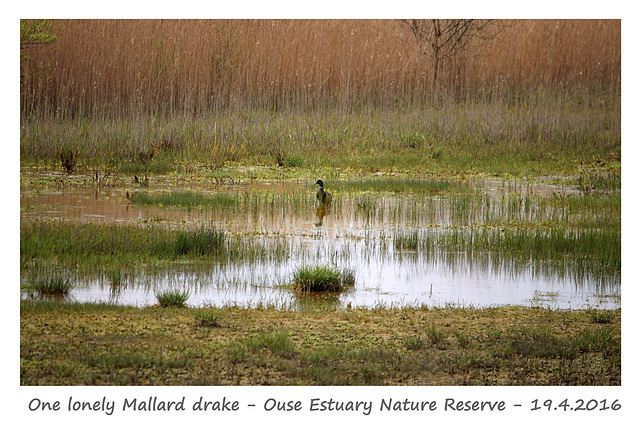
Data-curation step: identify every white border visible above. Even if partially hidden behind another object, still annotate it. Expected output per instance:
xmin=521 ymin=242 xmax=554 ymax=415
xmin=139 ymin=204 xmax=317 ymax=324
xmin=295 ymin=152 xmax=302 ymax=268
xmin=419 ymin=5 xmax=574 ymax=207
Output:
xmin=5 ymin=2 xmax=636 ymax=426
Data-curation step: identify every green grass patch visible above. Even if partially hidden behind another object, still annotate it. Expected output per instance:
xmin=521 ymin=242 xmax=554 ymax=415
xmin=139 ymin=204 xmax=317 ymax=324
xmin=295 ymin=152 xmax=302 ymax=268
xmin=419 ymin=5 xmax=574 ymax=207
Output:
xmin=20 ymin=221 xmax=290 ymax=266
xmin=503 ymin=327 xmax=577 ymax=359
xmin=332 ymin=178 xmax=462 ymax=194
xmin=130 ymin=191 xmax=237 ymax=208
xmin=501 ymin=325 xmax=620 ymax=361
xmin=394 ymin=226 xmax=620 ymax=280
xmin=83 ymin=351 xmax=190 ymax=370
xmin=292 ymin=265 xmax=356 ymax=293
xmin=228 ymin=331 xmax=297 ymax=363
xmin=174 ymin=227 xmax=226 ymax=256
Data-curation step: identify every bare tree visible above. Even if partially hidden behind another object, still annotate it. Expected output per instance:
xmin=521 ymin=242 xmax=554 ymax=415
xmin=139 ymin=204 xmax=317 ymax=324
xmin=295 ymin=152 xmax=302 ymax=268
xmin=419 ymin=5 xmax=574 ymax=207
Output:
xmin=401 ymin=19 xmax=498 ymax=89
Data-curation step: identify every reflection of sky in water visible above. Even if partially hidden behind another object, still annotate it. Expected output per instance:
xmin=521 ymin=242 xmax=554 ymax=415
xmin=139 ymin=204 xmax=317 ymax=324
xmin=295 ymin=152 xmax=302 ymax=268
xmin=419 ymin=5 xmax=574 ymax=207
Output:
xmin=25 ymin=236 xmax=619 ymax=310
xmin=21 ymin=177 xmax=620 ymax=309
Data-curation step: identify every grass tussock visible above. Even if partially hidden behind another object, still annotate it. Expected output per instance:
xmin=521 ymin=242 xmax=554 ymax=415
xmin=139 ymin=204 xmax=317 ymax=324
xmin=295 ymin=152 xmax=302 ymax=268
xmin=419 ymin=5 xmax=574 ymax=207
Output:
xmin=194 ymin=309 xmax=223 ymax=328
xmin=227 ymin=331 xmax=297 ymax=363
xmin=588 ymin=309 xmax=617 ymax=324
xmin=292 ymin=265 xmax=356 ymax=293
xmin=24 ymin=277 xmax=74 ymax=296
xmin=155 ymin=289 xmax=190 ymax=307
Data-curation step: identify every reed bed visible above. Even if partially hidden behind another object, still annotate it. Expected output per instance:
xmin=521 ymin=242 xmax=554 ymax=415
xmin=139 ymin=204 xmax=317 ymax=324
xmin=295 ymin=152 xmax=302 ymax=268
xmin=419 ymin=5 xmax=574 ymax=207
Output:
xmin=20 ymin=20 xmax=620 ymax=116
xmin=19 ymin=20 xmax=620 ymax=176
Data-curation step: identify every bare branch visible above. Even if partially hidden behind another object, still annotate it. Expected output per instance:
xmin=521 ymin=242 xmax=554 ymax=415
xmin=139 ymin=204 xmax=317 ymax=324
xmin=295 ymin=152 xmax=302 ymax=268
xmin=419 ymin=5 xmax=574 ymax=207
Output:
xmin=400 ymin=19 xmax=499 ymax=87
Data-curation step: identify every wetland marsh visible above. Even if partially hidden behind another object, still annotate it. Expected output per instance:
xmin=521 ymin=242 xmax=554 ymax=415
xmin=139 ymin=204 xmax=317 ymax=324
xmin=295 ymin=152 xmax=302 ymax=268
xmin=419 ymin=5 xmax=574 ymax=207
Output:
xmin=19 ymin=19 xmax=621 ymax=386
xmin=20 ymin=171 xmax=620 ymax=310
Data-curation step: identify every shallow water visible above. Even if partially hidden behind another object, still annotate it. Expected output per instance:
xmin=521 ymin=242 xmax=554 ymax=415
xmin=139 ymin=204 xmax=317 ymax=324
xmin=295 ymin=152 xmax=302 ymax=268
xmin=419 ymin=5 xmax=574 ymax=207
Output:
xmin=20 ymin=173 xmax=620 ymax=309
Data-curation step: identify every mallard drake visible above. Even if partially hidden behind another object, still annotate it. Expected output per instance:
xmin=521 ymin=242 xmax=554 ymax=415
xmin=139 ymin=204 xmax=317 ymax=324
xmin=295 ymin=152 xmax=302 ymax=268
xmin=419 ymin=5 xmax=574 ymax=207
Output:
xmin=315 ymin=179 xmax=332 ymax=204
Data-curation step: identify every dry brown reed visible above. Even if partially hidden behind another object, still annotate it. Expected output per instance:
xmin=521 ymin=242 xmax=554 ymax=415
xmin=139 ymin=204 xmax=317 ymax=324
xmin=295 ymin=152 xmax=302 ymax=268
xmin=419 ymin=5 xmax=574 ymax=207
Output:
xmin=20 ymin=19 xmax=620 ymax=117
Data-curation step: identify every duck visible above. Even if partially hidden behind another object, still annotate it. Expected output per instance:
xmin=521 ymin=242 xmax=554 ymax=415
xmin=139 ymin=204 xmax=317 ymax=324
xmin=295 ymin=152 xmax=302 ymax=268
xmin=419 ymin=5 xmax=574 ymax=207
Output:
xmin=315 ymin=179 xmax=332 ymax=204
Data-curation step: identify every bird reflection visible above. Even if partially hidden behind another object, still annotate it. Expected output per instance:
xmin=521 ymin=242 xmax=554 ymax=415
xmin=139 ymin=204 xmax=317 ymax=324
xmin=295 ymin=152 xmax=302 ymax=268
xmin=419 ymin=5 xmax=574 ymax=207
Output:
xmin=315 ymin=204 xmax=327 ymax=227
xmin=292 ymin=290 xmax=342 ymax=310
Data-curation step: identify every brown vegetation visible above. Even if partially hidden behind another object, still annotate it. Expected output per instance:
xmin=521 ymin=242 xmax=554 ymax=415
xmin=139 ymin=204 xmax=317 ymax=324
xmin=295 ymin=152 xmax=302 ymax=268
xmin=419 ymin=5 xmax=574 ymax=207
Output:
xmin=20 ymin=19 xmax=620 ymax=116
